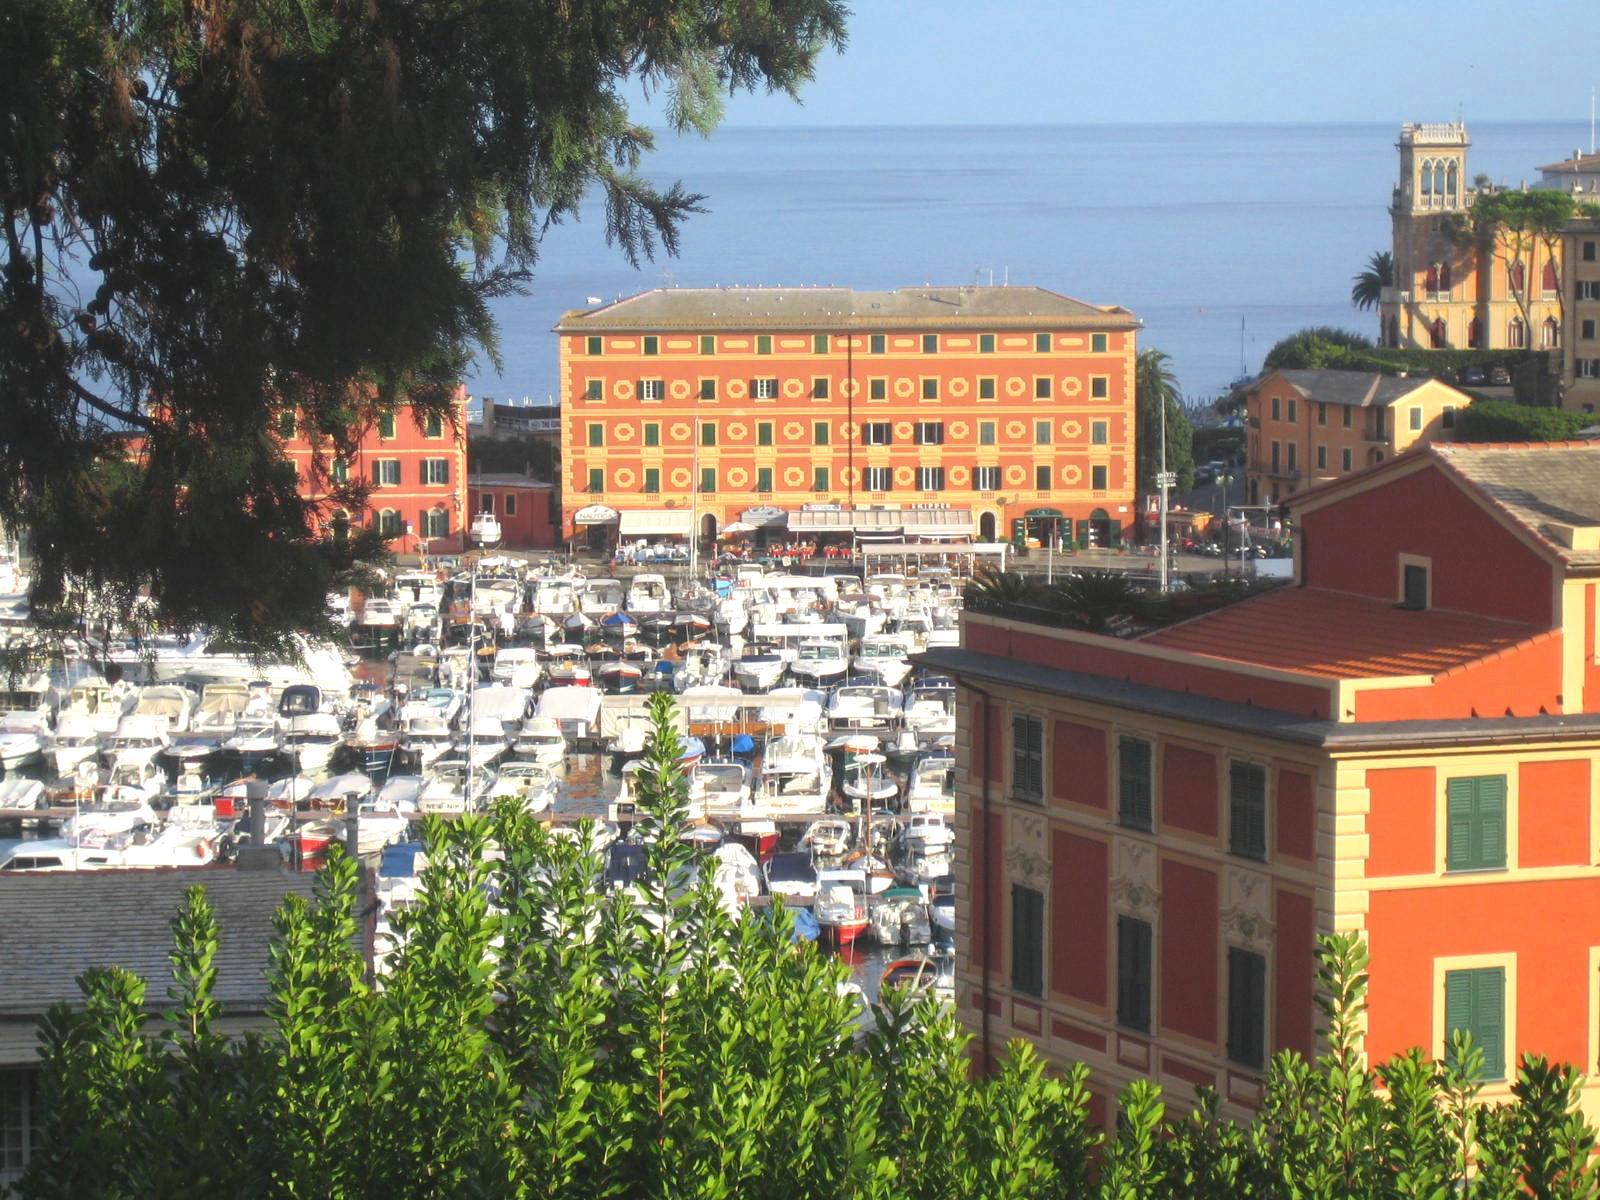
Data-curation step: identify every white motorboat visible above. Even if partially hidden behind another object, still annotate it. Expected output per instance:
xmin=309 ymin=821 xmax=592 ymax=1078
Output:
xmin=512 ymin=716 xmax=567 ymax=766
xmin=392 ymin=570 xmax=443 ymax=611
xmin=801 ymin=818 xmax=853 ymax=860
xmin=455 ymin=711 xmax=512 ymax=769
xmin=758 ymin=733 xmax=832 ymax=814
xmin=896 ymin=846 xmax=952 ymax=892
xmin=580 ymin=577 xmax=626 ymax=615
xmin=899 ymin=811 xmax=954 ymax=852
xmin=487 ymin=761 xmax=557 ymax=816
xmin=812 ymin=867 xmax=870 ymax=946
xmin=0 ymin=777 xmax=47 ymax=818
xmin=281 ymin=712 xmax=344 ymax=773
xmin=851 ymin=633 xmax=915 ymax=689
xmin=903 ymin=682 xmax=956 ymax=744
xmin=787 ymin=639 xmax=849 ymax=686
xmin=418 ymin=759 xmax=496 ymax=814
xmin=905 ymin=753 xmax=957 ymax=814
xmin=826 ymin=683 xmax=904 ymax=733
xmin=106 ymin=713 xmax=170 ymax=772
xmin=358 ymin=597 xmax=402 ymax=631
xmin=530 ymin=576 xmax=579 ymax=619
xmin=706 ymin=842 xmax=762 ymax=914
xmin=0 ymin=825 xmax=220 ymax=871
xmin=0 ymin=713 xmax=47 ymax=772
xmin=871 ymin=887 xmax=932 ymax=948
xmin=732 ymin=651 xmax=786 ymax=692
xmin=691 ymin=758 xmax=752 ymax=817
xmin=400 ymin=686 xmax=464 ymax=727
xmin=542 ymin=645 xmax=593 ymax=688
xmin=491 ymin=647 xmax=543 ymax=689
xmin=625 ymin=573 xmax=671 ymax=614
xmin=57 ymin=675 xmax=133 ymax=733
xmin=841 ymin=752 xmax=899 ymax=807
xmin=536 ymin=686 xmax=602 ymax=746
xmin=60 ymin=790 xmax=162 ymax=841
xmin=224 ymin=721 xmax=280 ymax=771
xmin=404 ymin=603 xmax=440 ymax=642
xmin=132 ymin=684 xmax=195 ymax=733
xmin=190 ymin=682 xmax=253 ymax=735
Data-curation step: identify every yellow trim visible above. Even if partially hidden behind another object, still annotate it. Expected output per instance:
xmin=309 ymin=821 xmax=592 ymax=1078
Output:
xmin=1589 ymin=946 xmax=1600 ymax=1073
xmin=1430 ymin=951 xmax=1516 ymax=1078
xmin=1433 ymin=760 xmax=1516 ymax=876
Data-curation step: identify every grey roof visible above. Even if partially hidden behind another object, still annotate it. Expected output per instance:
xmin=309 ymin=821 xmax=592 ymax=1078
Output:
xmin=469 ymin=472 xmax=553 ymax=488
xmin=1433 ymin=442 xmax=1600 ymax=569
xmin=914 ymin=647 xmax=1600 ymax=750
xmin=1259 ymin=369 xmax=1452 ymax=409
xmin=556 ymin=286 xmax=1139 ymax=332
xmin=0 ymin=868 xmax=321 ymax=1016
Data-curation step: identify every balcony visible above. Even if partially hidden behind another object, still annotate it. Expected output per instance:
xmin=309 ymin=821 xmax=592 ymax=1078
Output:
xmin=1248 ymin=460 xmax=1301 ymax=481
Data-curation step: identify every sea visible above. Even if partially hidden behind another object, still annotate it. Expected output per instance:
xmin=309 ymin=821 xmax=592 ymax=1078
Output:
xmin=465 ymin=121 xmax=1593 ymax=407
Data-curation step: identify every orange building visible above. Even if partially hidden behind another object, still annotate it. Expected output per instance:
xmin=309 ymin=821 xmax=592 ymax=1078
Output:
xmin=279 ymin=393 xmax=468 ymax=555
xmin=928 ymin=441 xmax=1600 ymax=1123
xmin=555 ymin=287 xmax=1138 ymax=551
xmin=1245 ymin=369 xmax=1471 ymax=505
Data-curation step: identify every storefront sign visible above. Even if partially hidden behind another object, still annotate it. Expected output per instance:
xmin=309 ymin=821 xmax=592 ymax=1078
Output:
xmin=573 ymin=504 xmax=620 ymax=525
xmin=800 ymin=502 xmax=843 ymax=512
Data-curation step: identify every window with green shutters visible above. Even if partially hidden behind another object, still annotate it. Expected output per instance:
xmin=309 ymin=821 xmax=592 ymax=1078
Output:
xmin=756 ymin=467 xmax=772 ymax=493
xmin=700 ymin=335 xmax=715 ymax=355
xmin=587 ymin=468 xmax=604 ymax=493
xmin=757 ymin=422 xmax=773 ymax=447
xmin=643 ymin=422 xmax=659 ymax=447
xmin=1229 ymin=762 xmax=1267 ymax=860
xmin=277 ymin=410 xmax=295 ymax=438
xmin=701 ymin=423 xmax=717 ymax=448
xmin=378 ymin=412 xmax=395 ymax=439
xmin=870 ymin=334 xmax=886 ymax=354
xmin=980 ymin=421 xmax=996 ymax=446
xmin=1011 ymin=714 xmax=1043 ymax=803
xmin=1226 ymin=947 xmax=1267 ymax=1068
xmin=331 ymin=459 xmax=348 ymax=484
xmin=1035 ymin=332 xmax=1051 ymax=353
xmin=1011 ymin=885 xmax=1044 ymax=996
xmin=1118 ymin=737 xmax=1153 ymax=830
xmin=1445 ymin=967 xmax=1505 ymax=1080
xmin=757 ymin=334 xmax=773 ymax=355
xmin=1446 ymin=776 xmax=1507 ymax=871
xmin=813 ymin=467 xmax=829 ymax=493
xmin=585 ymin=379 xmax=603 ymax=401
xmin=870 ymin=378 xmax=886 ymax=400
xmin=979 ymin=377 xmax=996 ymax=400
xmin=643 ymin=468 xmax=659 ymax=494
xmin=587 ymin=423 xmax=604 ymax=448
xmin=922 ymin=333 xmax=938 ymax=353
xmin=699 ymin=378 xmax=716 ymax=400
xmin=813 ymin=422 xmax=830 ymax=446
xmin=642 ymin=335 xmax=658 ymax=356
xmin=1117 ymin=915 xmax=1153 ymax=1032
xmin=980 ymin=333 xmax=996 ymax=354
xmin=586 ymin=336 xmax=603 ymax=355
xmin=699 ymin=468 xmax=716 ymax=494
xmin=813 ymin=333 xmax=828 ymax=354
xmin=1092 ymin=332 xmax=1108 ymax=353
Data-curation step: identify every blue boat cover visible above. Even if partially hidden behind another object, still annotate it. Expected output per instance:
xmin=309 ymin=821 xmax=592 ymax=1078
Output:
xmin=790 ymin=907 xmax=821 ymax=941
xmin=730 ymin=734 xmax=756 ymax=755
xmin=379 ymin=842 xmax=425 ymax=878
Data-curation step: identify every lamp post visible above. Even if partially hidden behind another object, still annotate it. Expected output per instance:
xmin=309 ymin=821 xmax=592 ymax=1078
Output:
xmin=1216 ymin=472 xmax=1233 ymax=578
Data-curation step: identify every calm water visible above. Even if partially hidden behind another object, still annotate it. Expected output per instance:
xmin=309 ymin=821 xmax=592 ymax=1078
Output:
xmin=467 ymin=121 xmax=1591 ymax=404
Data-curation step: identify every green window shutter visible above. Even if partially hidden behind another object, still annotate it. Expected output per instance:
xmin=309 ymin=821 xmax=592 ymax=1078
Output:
xmin=1230 ymin=763 xmax=1266 ymax=860
xmin=1446 ymin=967 xmax=1505 ymax=1080
xmin=1092 ymin=332 xmax=1108 ymax=352
xmin=1119 ymin=737 xmax=1151 ymax=830
xmin=758 ymin=423 xmax=772 ymax=447
xmin=1448 ymin=776 xmax=1507 ymax=871
xmin=700 ymin=335 xmax=715 ymax=355
xmin=644 ymin=423 xmax=659 ymax=447
xmin=643 ymin=469 xmax=659 ymax=493
xmin=1117 ymin=915 xmax=1152 ymax=1032
xmin=1477 ymin=777 xmax=1507 ymax=869
xmin=1011 ymin=886 xmax=1044 ymax=996
xmin=1446 ymin=779 xmax=1475 ymax=870
xmin=813 ymin=333 xmax=828 ymax=354
xmin=756 ymin=468 xmax=772 ymax=493
xmin=378 ymin=412 xmax=395 ymax=439
xmin=980 ymin=333 xmax=995 ymax=353
xmin=1227 ymin=948 xmax=1266 ymax=1068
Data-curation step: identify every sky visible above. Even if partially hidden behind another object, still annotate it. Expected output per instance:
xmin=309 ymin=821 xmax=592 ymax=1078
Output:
xmin=667 ymin=0 xmax=1599 ymax=128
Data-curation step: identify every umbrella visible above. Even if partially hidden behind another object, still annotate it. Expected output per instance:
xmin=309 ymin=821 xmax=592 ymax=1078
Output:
xmin=827 ymin=733 xmax=880 ymax=753
xmin=720 ymin=521 xmax=757 ymax=535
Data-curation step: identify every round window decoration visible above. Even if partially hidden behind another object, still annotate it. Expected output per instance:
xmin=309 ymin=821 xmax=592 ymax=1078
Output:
xmin=783 ymin=379 xmax=804 ymax=399
xmin=613 ymin=467 xmax=635 ymax=487
xmin=670 ymin=468 xmax=691 ymax=488
xmin=727 ymin=379 xmax=748 ymax=399
xmin=669 ymin=422 xmax=692 ymax=441
xmin=949 ymin=421 xmax=969 ymax=439
xmin=726 ymin=422 xmax=748 ymax=441
xmin=949 ymin=465 xmax=970 ymax=486
xmin=840 ymin=379 xmax=860 ymax=398
xmin=1062 ymin=377 xmax=1082 ymax=397
xmin=841 ymin=422 xmax=859 ymax=439
xmin=726 ymin=467 xmax=749 ymax=488
xmin=1062 ymin=465 xmax=1082 ymax=484
xmin=1005 ymin=377 xmax=1026 ymax=397
xmin=949 ymin=378 xmax=969 ymax=399
xmin=668 ymin=379 xmax=691 ymax=400
xmin=894 ymin=421 xmax=914 ymax=440
xmin=1005 ymin=464 xmax=1027 ymax=486
xmin=894 ymin=466 xmax=915 ymax=487
xmin=784 ymin=422 xmax=805 ymax=441
xmin=614 ymin=379 xmax=634 ymax=400
xmin=1062 ymin=420 xmax=1081 ymax=438
xmin=612 ymin=423 xmax=634 ymax=442
xmin=1005 ymin=421 xmax=1026 ymax=439
xmin=894 ymin=378 xmax=915 ymax=399
xmin=784 ymin=467 xmax=806 ymax=487
xmin=840 ymin=467 xmax=859 ymax=486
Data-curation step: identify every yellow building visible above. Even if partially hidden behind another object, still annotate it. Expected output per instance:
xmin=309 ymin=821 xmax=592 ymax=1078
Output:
xmin=1379 ymin=123 xmax=1564 ymax=354
xmin=1560 ymin=217 xmax=1600 ymax=413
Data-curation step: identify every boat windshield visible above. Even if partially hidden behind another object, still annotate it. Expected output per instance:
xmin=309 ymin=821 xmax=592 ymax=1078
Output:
xmin=797 ymin=644 xmax=839 ymax=660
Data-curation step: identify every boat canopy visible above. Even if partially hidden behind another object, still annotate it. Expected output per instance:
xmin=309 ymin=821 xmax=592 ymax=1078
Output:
xmin=618 ymin=509 xmax=694 ymax=538
xmin=536 ymin=686 xmax=603 ymax=724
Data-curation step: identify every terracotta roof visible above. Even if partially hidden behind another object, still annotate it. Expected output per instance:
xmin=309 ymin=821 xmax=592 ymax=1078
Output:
xmin=1432 ymin=442 xmax=1600 ymax=569
xmin=0 ymin=868 xmax=320 ymax=1016
xmin=1539 ymin=152 xmax=1600 ymax=174
xmin=1139 ymin=587 xmax=1539 ymax=680
xmin=1256 ymin=369 xmax=1458 ymax=409
xmin=555 ymin=286 xmax=1139 ymax=332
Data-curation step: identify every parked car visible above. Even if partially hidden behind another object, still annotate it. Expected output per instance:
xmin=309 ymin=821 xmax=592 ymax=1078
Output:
xmin=1460 ymin=365 xmax=1487 ymax=386
xmin=1194 ymin=465 xmax=1213 ymax=485
xmin=1490 ymin=365 xmax=1512 ymax=386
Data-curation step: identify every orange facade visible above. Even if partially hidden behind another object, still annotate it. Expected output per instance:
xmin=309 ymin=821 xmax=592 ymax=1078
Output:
xmin=556 ymin=287 xmax=1138 ymax=546
xmin=936 ymin=441 xmax=1600 ymax=1120
xmin=280 ymin=393 xmax=468 ymax=556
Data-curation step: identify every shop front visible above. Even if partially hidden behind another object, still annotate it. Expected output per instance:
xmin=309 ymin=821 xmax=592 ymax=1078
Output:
xmin=616 ymin=509 xmax=695 ymax=565
xmin=572 ymin=503 xmax=620 ymax=553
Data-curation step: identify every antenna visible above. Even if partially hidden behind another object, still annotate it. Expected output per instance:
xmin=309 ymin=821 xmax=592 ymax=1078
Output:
xmin=1591 ymin=85 xmax=1596 ymax=154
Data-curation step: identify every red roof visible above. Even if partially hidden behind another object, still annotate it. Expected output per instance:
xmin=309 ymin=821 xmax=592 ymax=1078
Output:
xmin=1139 ymin=587 xmax=1539 ymax=680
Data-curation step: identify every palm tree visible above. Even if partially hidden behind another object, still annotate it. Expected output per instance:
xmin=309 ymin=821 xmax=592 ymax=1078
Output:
xmin=1050 ymin=572 xmax=1140 ymax=633
xmin=1350 ymin=250 xmax=1393 ymax=311
xmin=1135 ymin=349 xmax=1192 ymax=494
xmin=963 ymin=567 xmax=1040 ymax=614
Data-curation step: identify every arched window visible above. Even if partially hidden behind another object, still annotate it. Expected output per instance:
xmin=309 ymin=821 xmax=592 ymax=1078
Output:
xmin=330 ymin=510 xmax=349 ymax=543
xmin=1542 ymin=259 xmax=1559 ymax=295
xmin=1543 ymin=317 xmax=1560 ymax=348
xmin=423 ymin=508 xmax=450 ymax=538
xmin=1425 ymin=264 xmax=1441 ymax=294
xmin=377 ymin=509 xmax=402 ymax=538
xmin=1438 ymin=262 xmax=1452 ymax=293
xmin=1508 ymin=318 xmax=1527 ymax=348
xmin=1446 ymin=160 xmax=1459 ymax=199
xmin=1420 ymin=159 xmax=1435 ymax=196
xmin=1430 ymin=319 xmax=1448 ymax=349
xmin=1509 ymin=261 xmax=1525 ymax=294
xmin=1433 ymin=162 xmax=1447 ymax=198
xmin=1467 ymin=318 xmax=1482 ymax=349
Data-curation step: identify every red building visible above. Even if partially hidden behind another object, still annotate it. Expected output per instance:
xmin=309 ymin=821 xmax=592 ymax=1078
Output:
xmin=468 ymin=473 xmax=559 ymax=550
xmin=280 ymin=393 xmax=467 ymax=555
xmin=929 ymin=441 xmax=1600 ymax=1123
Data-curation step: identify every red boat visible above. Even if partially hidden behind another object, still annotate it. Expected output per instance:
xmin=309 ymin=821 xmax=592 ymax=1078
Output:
xmin=813 ymin=867 xmax=869 ymax=947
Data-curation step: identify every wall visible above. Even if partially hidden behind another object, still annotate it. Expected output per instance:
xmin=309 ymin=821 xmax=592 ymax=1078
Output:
xmin=559 ymin=320 xmax=1137 ymax=541
xmin=1296 ymin=463 xmax=1555 ymax=626
xmin=467 ymin=483 xmax=559 ymax=549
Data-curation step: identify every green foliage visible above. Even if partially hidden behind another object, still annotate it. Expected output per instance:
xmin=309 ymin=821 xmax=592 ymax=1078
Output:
xmin=1135 ymin=348 xmax=1195 ymax=493
xmin=1263 ymin=327 xmax=1375 ymax=370
xmin=1 ymin=0 xmax=846 ymax=650
xmin=1454 ymin=398 xmax=1595 ymax=443
xmin=470 ymin=433 xmax=558 ymax=483
xmin=1351 ymin=250 xmax=1394 ymax=312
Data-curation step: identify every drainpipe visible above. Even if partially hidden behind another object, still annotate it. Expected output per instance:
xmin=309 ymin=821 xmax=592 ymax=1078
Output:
xmin=965 ymin=678 xmax=996 ymax=1069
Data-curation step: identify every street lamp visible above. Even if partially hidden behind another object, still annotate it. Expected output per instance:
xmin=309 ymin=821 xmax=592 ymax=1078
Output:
xmin=465 ymin=511 xmax=502 ymax=809
xmin=1216 ymin=473 xmax=1234 ymax=577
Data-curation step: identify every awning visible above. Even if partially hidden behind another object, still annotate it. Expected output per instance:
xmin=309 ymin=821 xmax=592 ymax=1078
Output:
xmin=786 ymin=506 xmax=973 ymax=537
xmin=788 ymin=509 xmax=861 ymax=534
xmin=740 ymin=506 xmax=789 ymax=529
xmin=618 ymin=509 xmax=694 ymax=538
xmin=573 ymin=503 xmax=620 ymax=525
